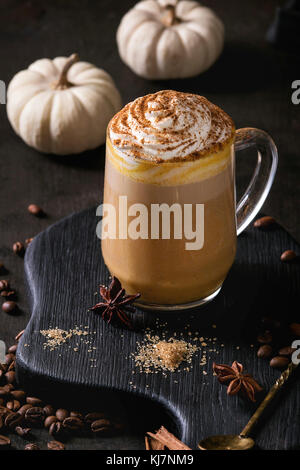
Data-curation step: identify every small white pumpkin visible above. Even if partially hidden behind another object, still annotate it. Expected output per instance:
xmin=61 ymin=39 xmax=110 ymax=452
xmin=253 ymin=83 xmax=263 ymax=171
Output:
xmin=117 ymin=0 xmax=224 ymax=80
xmin=7 ymin=54 xmax=122 ymax=155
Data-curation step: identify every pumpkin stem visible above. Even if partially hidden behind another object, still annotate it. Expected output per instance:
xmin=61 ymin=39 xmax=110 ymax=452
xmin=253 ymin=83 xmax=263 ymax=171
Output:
xmin=161 ymin=4 xmax=180 ymax=27
xmin=52 ymin=53 xmax=79 ymax=90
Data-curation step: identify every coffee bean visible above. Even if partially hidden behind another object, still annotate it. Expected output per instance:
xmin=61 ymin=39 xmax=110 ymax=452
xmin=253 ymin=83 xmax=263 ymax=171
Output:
xmin=11 ymin=390 xmax=26 ymax=402
xmin=257 ymin=330 xmax=272 ymax=344
xmin=5 ymin=371 xmax=16 ymax=384
xmin=279 ymin=346 xmax=296 ymax=356
xmin=281 ymin=250 xmax=297 ymax=262
xmin=0 ymin=435 xmax=11 ymax=447
xmin=6 ymin=399 xmax=20 ymax=411
xmin=26 ymin=396 xmax=43 ymax=406
xmin=24 ymin=443 xmax=40 ymax=450
xmin=18 ymin=404 xmax=33 ymax=416
xmin=253 ymin=216 xmax=276 ymax=228
xmin=0 ymin=280 xmax=9 ymax=291
xmin=0 ymin=415 xmax=3 ymax=430
xmin=25 ymin=406 xmax=45 ymax=426
xmin=44 ymin=404 xmax=55 ymax=416
xmin=0 ymin=388 xmax=8 ymax=399
xmin=257 ymin=344 xmax=273 ymax=358
xmin=15 ymin=330 xmax=25 ymax=342
xmin=56 ymin=408 xmax=69 ymax=421
xmin=63 ymin=416 xmax=84 ymax=431
xmin=5 ymin=353 xmax=14 ymax=365
xmin=2 ymin=301 xmax=17 ymax=314
xmin=44 ymin=415 xmax=58 ymax=429
xmin=28 ymin=204 xmax=44 ymax=217
xmin=85 ymin=412 xmax=106 ymax=424
xmin=0 ymin=407 xmax=11 ymax=420
xmin=15 ymin=426 xmax=32 ymax=437
xmin=47 ymin=440 xmax=65 ymax=450
xmin=91 ymin=419 xmax=114 ymax=435
xmin=5 ymin=411 xmax=23 ymax=429
xmin=290 ymin=323 xmax=300 ymax=337
xmin=270 ymin=356 xmax=289 ymax=369
xmin=70 ymin=411 xmax=84 ymax=420
xmin=49 ymin=421 xmax=65 ymax=439
xmin=8 ymin=344 xmax=18 ymax=354
xmin=1 ymin=290 xmax=16 ymax=299
xmin=2 ymin=383 xmax=13 ymax=392
xmin=13 ymin=242 xmax=25 ymax=256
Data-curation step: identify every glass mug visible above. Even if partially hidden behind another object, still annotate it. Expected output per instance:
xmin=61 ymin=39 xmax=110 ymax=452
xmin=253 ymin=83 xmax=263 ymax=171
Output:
xmin=101 ymin=128 xmax=277 ymax=310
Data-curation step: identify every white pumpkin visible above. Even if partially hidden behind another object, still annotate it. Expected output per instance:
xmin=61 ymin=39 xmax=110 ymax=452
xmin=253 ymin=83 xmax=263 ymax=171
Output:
xmin=117 ymin=0 xmax=224 ymax=80
xmin=7 ymin=54 xmax=122 ymax=155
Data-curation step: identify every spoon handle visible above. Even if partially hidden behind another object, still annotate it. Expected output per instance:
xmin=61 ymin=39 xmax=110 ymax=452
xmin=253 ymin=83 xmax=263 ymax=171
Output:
xmin=240 ymin=362 xmax=298 ymax=438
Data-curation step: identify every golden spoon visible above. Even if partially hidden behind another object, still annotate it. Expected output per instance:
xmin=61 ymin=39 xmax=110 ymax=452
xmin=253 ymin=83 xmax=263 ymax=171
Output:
xmin=198 ymin=362 xmax=298 ymax=450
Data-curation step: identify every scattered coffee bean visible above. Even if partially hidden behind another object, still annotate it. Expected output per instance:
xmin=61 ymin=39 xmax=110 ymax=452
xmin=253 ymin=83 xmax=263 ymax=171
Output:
xmin=85 ymin=412 xmax=106 ymax=423
xmin=5 ymin=371 xmax=16 ymax=384
xmin=70 ymin=411 xmax=84 ymax=420
xmin=47 ymin=440 xmax=65 ymax=450
xmin=270 ymin=356 xmax=289 ymax=369
xmin=279 ymin=346 xmax=296 ymax=356
xmin=28 ymin=204 xmax=44 ymax=217
xmin=8 ymin=344 xmax=18 ymax=354
xmin=26 ymin=397 xmax=43 ymax=406
xmin=25 ymin=407 xmax=45 ymax=426
xmin=44 ymin=404 xmax=55 ymax=416
xmin=56 ymin=408 xmax=69 ymax=421
xmin=91 ymin=419 xmax=114 ymax=435
xmin=44 ymin=415 xmax=57 ymax=429
xmin=2 ymin=301 xmax=17 ymax=314
xmin=257 ymin=330 xmax=272 ymax=344
xmin=13 ymin=241 xmax=25 ymax=256
xmin=15 ymin=330 xmax=25 ymax=342
xmin=11 ymin=390 xmax=25 ymax=402
xmin=63 ymin=416 xmax=84 ymax=431
xmin=18 ymin=404 xmax=33 ymax=416
xmin=0 ymin=406 xmax=11 ymax=419
xmin=24 ymin=443 xmax=40 ymax=450
xmin=5 ymin=353 xmax=15 ymax=365
xmin=281 ymin=250 xmax=297 ymax=262
xmin=6 ymin=399 xmax=20 ymax=411
xmin=290 ymin=323 xmax=300 ymax=337
xmin=257 ymin=344 xmax=273 ymax=358
xmin=253 ymin=216 xmax=276 ymax=229
xmin=0 ymin=434 xmax=11 ymax=448
xmin=1 ymin=290 xmax=16 ymax=299
xmin=0 ymin=280 xmax=9 ymax=291
xmin=15 ymin=426 xmax=31 ymax=437
xmin=49 ymin=421 xmax=65 ymax=439
xmin=5 ymin=412 xmax=23 ymax=429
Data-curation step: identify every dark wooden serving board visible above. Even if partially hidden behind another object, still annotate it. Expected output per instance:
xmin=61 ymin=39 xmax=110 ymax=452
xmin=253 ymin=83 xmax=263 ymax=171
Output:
xmin=16 ymin=208 xmax=300 ymax=450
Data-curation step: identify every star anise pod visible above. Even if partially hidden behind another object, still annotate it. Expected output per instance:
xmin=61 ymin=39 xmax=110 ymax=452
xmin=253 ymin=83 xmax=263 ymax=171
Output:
xmin=213 ymin=361 xmax=263 ymax=402
xmin=89 ymin=277 xmax=140 ymax=328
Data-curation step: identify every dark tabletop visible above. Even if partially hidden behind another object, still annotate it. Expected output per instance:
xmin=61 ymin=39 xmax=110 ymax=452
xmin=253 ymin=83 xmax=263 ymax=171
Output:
xmin=0 ymin=0 xmax=299 ymax=450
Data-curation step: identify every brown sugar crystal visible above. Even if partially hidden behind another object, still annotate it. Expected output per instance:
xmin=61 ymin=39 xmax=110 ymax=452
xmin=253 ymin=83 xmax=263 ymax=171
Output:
xmin=134 ymin=335 xmax=198 ymax=373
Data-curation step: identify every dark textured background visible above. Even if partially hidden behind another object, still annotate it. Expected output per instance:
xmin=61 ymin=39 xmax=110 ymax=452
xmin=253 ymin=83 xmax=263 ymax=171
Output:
xmin=0 ymin=0 xmax=299 ymax=450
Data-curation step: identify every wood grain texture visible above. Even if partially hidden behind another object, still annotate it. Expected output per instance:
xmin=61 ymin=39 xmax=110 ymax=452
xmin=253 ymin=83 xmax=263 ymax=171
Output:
xmin=0 ymin=0 xmax=299 ymax=450
xmin=16 ymin=208 xmax=300 ymax=450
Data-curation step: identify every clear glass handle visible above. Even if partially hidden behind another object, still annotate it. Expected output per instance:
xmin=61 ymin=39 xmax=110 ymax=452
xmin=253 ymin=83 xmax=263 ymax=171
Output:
xmin=235 ymin=127 xmax=278 ymax=235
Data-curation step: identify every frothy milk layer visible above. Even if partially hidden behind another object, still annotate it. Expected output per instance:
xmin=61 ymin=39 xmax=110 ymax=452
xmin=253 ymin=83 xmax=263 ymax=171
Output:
xmin=107 ymin=137 xmax=234 ymax=186
xmin=109 ymin=90 xmax=235 ymax=163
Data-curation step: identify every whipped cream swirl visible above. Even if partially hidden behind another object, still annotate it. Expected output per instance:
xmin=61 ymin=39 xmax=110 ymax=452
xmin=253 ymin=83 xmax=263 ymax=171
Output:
xmin=109 ymin=91 xmax=234 ymax=162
